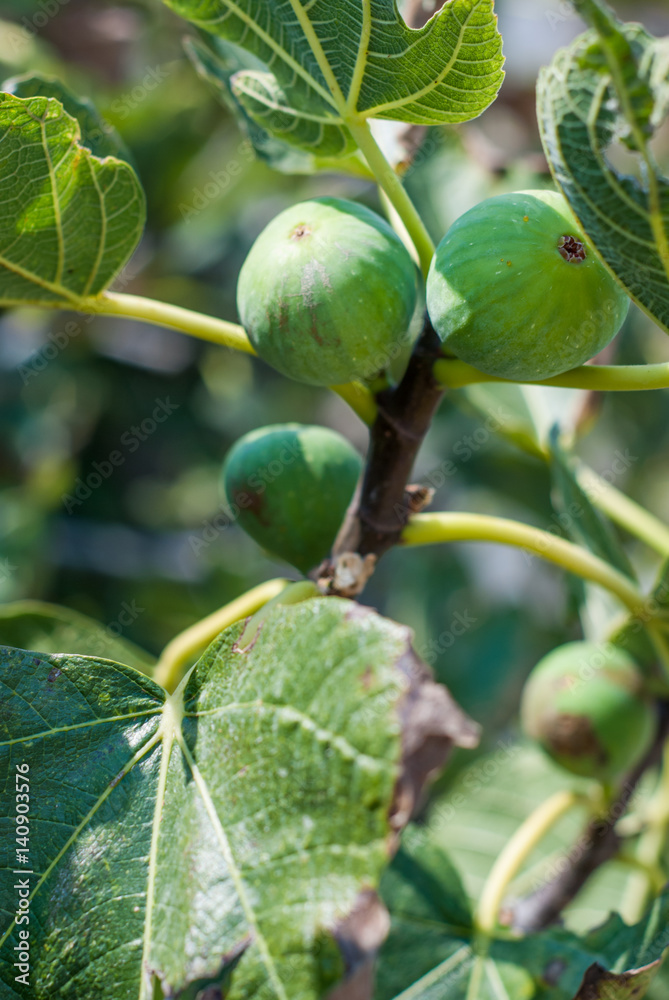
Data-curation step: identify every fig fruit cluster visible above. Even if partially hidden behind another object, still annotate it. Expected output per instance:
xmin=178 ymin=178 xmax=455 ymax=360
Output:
xmin=521 ymin=641 xmax=654 ymax=784
xmin=237 ymin=190 xmax=630 ymax=388
xmin=222 ymin=423 xmax=361 ymax=574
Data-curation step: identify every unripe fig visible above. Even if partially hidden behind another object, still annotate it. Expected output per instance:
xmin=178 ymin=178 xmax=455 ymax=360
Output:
xmin=237 ymin=197 xmax=419 ymax=386
xmin=426 ymin=190 xmax=630 ymax=381
xmin=222 ymin=423 xmax=362 ymax=573
xmin=521 ymin=641 xmax=654 ymax=784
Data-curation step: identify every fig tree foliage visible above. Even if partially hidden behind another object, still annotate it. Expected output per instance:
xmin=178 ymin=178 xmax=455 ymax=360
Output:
xmin=2 ymin=1 xmax=669 ymax=1000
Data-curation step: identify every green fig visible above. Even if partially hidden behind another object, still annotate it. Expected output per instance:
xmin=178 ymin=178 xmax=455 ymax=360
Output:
xmin=237 ymin=197 xmax=419 ymax=387
xmin=426 ymin=190 xmax=630 ymax=381
xmin=222 ymin=423 xmax=362 ymax=573
xmin=521 ymin=641 xmax=655 ymax=784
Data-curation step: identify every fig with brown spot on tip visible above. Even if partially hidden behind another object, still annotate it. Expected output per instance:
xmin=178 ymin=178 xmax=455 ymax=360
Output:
xmin=426 ymin=190 xmax=631 ymax=382
xmin=520 ymin=641 xmax=655 ymax=784
xmin=237 ymin=197 xmax=420 ymax=387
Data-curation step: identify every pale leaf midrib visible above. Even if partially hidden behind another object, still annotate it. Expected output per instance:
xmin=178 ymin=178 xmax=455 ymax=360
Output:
xmin=176 ymin=728 xmax=289 ymax=1000
xmin=39 ymin=114 xmax=65 ymax=287
xmin=346 ymin=0 xmax=372 ymax=114
xmin=139 ymin=721 xmax=174 ymax=1000
xmin=485 ymin=956 xmax=513 ymax=1000
xmin=83 ymin=158 xmax=107 ymax=298
xmin=287 ymin=0 xmax=348 ymax=114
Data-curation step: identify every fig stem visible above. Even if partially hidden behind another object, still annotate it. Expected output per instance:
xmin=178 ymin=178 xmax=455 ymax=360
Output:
xmin=331 ymin=318 xmax=445 ymax=572
xmin=402 ymin=512 xmax=644 ymax=613
xmin=475 ymin=789 xmax=587 ymax=936
xmin=85 ymin=291 xmax=257 ymax=353
xmin=465 ymin=789 xmax=589 ymax=1000
xmin=154 ymin=578 xmax=290 ymax=692
xmin=434 ymin=357 xmax=669 ymax=393
xmin=28 ymin=291 xmax=377 ymax=424
xmin=347 ymin=119 xmax=435 ymax=276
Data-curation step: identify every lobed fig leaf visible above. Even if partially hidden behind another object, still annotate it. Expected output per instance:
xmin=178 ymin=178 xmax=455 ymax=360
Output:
xmin=0 ymin=91 xmax=145 ymax=307
xmin=162 ymin=0 xmax=504 ymax=158
xmin=0 ymin=597 xmax=478 ymax=999
xmin=222 ymin=423 xmax=362 ymax=573
xmin=520 ymin=641 xmax=655 ymax=784
xmin=426 ymin=190 xmax=630 ymax=382
xmin=237 ymin=198 xmax=419 ymax=387
xmin=538 ymin=12 xmax=669 ymax=334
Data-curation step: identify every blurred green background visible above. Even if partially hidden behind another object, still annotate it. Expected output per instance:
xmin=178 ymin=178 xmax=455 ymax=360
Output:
xmin=1 ymin=0 xmax=669 ymax=744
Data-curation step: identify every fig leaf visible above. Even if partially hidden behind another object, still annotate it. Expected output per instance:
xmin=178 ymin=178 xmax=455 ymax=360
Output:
xmin=0 ymin=91 xmax=145 ymax=307
xmin=0 ymin=597 xmax=476 ymax=1000
xmin=538 ymin=7 xmax=669 ymax=333
xmin=163 ymin=0 xmax=504 ymax=158
xmin=2 ymin=72 xmax=133 ymax=165
xmin=184 ymin=34 xmax=373 ymax=177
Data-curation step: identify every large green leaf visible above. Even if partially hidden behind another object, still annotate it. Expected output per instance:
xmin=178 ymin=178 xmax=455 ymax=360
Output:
xmin=0 ymin=91 xmax=145 ymax=306
xmin=0 ymin=597 xmax=476 ymax=999
xmin=0 ymin=599 xmax=155 ymax=675
xmin=164 ymin=0 xmax=504 ymax=156
xmin=375 ymin=824 xmax=669 ymax=999
xmin=537 ymin=4 xmax=669 ymax=333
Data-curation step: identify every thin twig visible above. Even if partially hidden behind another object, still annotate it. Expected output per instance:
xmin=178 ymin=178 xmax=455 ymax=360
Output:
xmin=511 ymin=703 xmax=669 ymax=933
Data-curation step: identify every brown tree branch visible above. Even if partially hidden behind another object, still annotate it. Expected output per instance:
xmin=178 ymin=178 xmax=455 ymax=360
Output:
xmin=323 ymin=317 xmax=444 ymax=594
xmin=511 ymin=703 xmax=669 ymax=934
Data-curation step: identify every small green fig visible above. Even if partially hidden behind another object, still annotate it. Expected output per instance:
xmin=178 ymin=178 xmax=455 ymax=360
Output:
xmin=237 ymin=197 xmax=419 ymax=386
xmin=426 ymin=190 xmax=630 ymax=381
xmin=222 ymin=423 xmax=362 ymax=573
xmin=521 ymin=641 xmax=655 ymax=784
